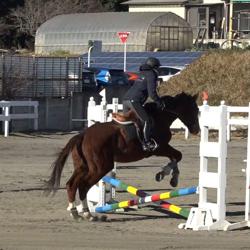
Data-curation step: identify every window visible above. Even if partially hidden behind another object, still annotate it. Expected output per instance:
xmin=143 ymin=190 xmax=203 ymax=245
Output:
xmin=198 ymin=8 xmax=207 ymax=28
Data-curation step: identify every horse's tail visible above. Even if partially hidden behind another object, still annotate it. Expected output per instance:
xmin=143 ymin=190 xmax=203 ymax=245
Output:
xmin=44 ymin=132 xmax=85 ymax=194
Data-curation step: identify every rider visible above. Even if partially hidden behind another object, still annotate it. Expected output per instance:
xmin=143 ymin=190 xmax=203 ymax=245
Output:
xmin=123 ymin=57 xmax=165 ymax=152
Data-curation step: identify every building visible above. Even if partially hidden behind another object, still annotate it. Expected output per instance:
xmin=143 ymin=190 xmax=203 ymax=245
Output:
xmin=35 ymin=12 xmax=193 ymax=54
xmin=122 ymin=0 xmax=250 ymax=40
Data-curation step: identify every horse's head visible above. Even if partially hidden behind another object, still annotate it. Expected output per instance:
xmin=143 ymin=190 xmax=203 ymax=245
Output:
xmin=161 ymin=92 xmax=200 ymax=135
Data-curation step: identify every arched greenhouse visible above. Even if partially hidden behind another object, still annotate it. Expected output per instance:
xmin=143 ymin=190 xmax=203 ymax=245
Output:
xmin=35 ymin=12 xmax=193 ymax=54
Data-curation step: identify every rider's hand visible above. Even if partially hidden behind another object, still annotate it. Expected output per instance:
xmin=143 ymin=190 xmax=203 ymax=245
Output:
xmin=158 ymin=100 xmax=166 ymax=111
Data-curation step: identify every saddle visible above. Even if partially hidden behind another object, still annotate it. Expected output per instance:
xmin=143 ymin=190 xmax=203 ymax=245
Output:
xmin=112 ymin=111 xmax=158 ymax=151
xmin=112 ymin=110 xmax=138 ymax=124
xmin=112 ymin=110 xmax=143 ymax=143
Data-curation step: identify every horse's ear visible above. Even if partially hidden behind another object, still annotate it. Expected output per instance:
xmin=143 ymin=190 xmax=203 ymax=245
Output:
xmin=192 ymin=93 xmax=199 ymax=101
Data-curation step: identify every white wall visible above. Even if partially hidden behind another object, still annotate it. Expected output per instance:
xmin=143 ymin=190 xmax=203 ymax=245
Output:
xmin=203 ymin=0 xmax=223 ymax=4
xmin=129 ymin=5 xmax=186 ymax=19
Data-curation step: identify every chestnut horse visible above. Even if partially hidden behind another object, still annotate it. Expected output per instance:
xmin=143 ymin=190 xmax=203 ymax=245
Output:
xmin=45 ymin=92 xmax=200 ymax=221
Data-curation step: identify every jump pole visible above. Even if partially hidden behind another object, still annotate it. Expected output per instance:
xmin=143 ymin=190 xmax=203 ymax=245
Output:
xmin=96 ymin=176 xmax=196 ymax=218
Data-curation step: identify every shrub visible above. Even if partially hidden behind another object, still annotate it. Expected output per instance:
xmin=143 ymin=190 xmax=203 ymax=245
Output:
xmin=159 ymin=50 xmax=250 ymax=106
xmin=49 ymin=50 xmax=72 ymax=57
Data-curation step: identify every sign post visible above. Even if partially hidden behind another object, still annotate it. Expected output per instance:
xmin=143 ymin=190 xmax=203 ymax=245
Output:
xmin=117 ymin=32 xmax=130 ymax=72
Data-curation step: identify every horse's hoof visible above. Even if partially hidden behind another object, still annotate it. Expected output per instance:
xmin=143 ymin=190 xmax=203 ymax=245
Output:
xmin=88 ymin=215 xmax=108 ymax=222
xmin=100 ymin=215 xmax=108 ymax=222
xmin=70 ymin=208 xmax=83 ymax=221
xmin=155 ymin=171 xmax=165 ymax=182
xmin=83 ymin=213 xmax=108 ymax=222
xmin=70 ymin=207 xmax=78 ymax=217
xmin=73 ymin=215 xmax=84 ymax=222
xmin=82 ymin=212 xmax=98 ymax=222
xmin=88 ymin=215 xmax=98 ymax=222
xmin=170 ymin=176 xmax=178 ymax=187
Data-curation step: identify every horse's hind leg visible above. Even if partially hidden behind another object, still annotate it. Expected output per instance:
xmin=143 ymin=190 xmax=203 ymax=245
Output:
xmin=80 ymin=146 xmax=114 ymax=215
xmin=71 ymin=150 xmax=113 ymax=222
xmin=67 ymin=168 xmax=98 ymax=221
xmin=66 ymin=167 xmax=86 ymax=220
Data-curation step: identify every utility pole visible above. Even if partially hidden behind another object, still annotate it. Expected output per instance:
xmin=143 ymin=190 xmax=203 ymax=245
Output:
xmin=228 ymin=0 xmax=234 ymax=41
xmin=87 ymin=40 xmax=94 ymax=67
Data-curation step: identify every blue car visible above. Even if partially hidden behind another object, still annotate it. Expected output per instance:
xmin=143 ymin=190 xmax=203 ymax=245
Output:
xmin=82 ymin=67 xmax=129 ymax=88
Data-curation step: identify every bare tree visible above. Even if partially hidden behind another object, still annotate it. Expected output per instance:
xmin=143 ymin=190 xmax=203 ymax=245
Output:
xmin=85 ymin=0 xmax=104 ymax=12
xmin=10 ymin=0 xmax=105 ymax=39
xmin=0 ymin=18 xmax=12 ymax=36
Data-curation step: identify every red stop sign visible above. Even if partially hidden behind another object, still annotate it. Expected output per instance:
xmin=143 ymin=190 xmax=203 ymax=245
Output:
xmin=118 ymin=32 xmax=130 ymax=43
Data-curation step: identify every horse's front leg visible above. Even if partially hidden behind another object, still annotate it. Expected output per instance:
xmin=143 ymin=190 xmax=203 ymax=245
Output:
xmin=154 ymin=144 xmax=182 ymax=187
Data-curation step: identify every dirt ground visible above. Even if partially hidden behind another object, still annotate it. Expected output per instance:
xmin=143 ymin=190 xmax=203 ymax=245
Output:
xmin=0 ymin=131 xmax=250 ymax=250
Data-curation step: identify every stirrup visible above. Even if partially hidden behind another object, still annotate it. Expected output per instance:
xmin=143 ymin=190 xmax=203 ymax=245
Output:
xmin=142 ymin=139 xmax=159 ymax=152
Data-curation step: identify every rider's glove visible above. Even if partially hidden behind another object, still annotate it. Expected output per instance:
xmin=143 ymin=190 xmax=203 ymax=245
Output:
xmin=157 ymin=100 xmax=166 ymax=111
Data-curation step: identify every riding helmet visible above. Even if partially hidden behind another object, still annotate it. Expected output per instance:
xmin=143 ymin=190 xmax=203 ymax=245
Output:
xmin=145 ymin=57 xmax=161 ymax=69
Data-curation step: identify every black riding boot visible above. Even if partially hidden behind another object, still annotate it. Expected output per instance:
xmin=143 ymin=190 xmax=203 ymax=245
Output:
xmin=142 ymin=121 xmax=159 ymax=152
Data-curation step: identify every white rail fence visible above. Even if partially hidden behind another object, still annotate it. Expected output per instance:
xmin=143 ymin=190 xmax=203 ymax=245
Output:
xmin=0 ymin=100 xmax=39 ymax=137
xmin=87 ymin=96 xmax=250 ymax=140
xmin=87 ymin=96 xmax=189 ymax=136
xmin=227 ymin=106 xmax=249 ymax=141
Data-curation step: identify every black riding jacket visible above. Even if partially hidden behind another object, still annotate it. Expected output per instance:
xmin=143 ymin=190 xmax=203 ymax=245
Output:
xmin=123 ymin=64 xmax=161 ymax=104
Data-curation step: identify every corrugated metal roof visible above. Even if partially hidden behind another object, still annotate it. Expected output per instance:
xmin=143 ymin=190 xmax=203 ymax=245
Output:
xmin=37 ymin=12 xmax=167 ymax=33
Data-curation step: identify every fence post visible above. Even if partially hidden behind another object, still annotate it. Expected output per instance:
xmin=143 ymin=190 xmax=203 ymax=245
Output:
xmin=112 ymin=98 xmax=119 ymax=112
xmin=227 ymin=109 xmax=231 ymax=141
xmin=45 ymin=97 xmax=49 ymax=129
xmin=3 ymin=102 xmax=10 ymax=137
xmin=65 ymin=57 xmax=69 ymax=96
xmin=110 ymin=97 xmax=120 ymax=201
xmin=87 ymin=97 xmax=96 ymax=127
xmin=69 ymin=91 xmax=73 ymax=131
xmin=246 ymin=102 xmax=250 ymax=222
xmin=34 ymin=102 xmax=38 ymax=130
xmin=100 ymin=97 xmax=107 ymax=123
xmin=1 ymin=54 xmax=6 ymax=96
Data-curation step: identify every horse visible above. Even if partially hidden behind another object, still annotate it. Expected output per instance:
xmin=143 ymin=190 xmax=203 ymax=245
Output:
xmin=45 ymin=92 xmax=200 ymax=221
